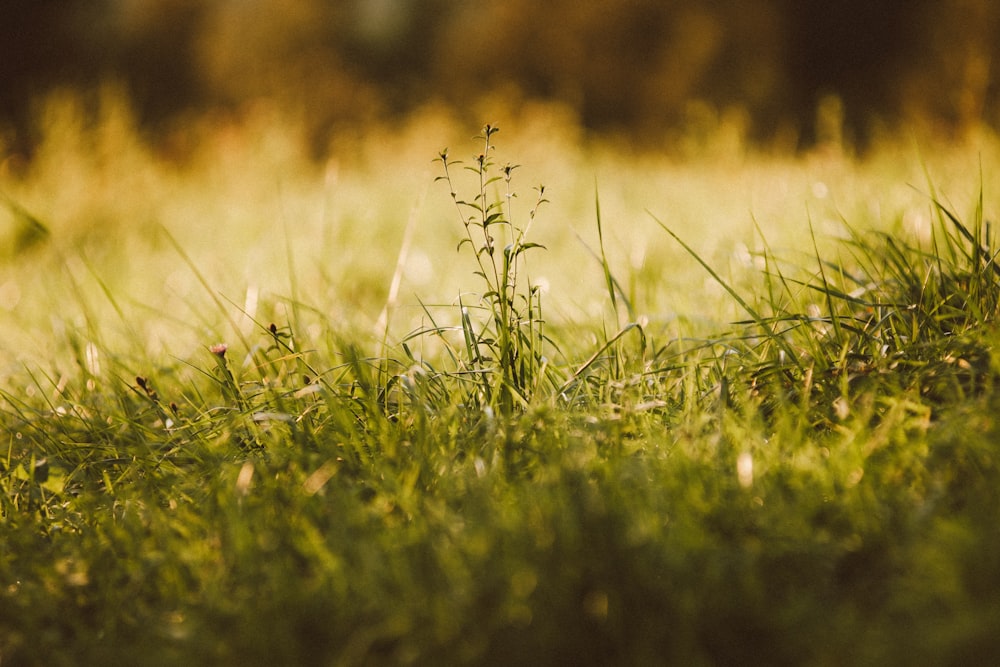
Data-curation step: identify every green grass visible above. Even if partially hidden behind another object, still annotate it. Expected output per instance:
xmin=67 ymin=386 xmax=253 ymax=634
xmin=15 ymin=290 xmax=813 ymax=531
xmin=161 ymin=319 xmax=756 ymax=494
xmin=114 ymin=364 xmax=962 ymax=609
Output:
xmin=3 ymin=104 xmax=1000 ymax=665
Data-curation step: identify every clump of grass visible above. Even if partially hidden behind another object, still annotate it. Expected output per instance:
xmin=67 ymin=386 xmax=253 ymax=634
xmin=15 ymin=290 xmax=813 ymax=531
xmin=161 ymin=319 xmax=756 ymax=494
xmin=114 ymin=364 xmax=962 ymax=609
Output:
xmin=654 ymin=185 xmax=1000 ymax=428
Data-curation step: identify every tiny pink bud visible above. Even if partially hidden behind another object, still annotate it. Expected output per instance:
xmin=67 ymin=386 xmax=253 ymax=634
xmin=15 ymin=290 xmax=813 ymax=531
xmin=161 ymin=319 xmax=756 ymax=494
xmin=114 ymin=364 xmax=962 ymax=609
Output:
xmin=209 ymin=343 xmax=228 ymax=358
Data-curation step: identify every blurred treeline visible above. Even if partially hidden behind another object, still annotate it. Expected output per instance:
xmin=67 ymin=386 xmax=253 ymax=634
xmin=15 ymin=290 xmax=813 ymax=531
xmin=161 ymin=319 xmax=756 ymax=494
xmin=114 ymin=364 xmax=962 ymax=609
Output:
xmin=1 ymin=0 xmax=998 ymax=156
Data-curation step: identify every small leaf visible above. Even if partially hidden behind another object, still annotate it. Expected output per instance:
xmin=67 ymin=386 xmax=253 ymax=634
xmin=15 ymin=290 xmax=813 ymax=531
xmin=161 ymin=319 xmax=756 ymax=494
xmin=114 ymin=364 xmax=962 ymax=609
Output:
xmin=514 ymin=242 xmax=546 ymax=255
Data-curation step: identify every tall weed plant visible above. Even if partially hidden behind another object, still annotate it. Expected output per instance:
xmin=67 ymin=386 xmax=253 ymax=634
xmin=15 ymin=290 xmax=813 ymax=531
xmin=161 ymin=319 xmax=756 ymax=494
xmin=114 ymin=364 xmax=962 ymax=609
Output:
xmin=433 ymin=125 xmax=554 ymax=416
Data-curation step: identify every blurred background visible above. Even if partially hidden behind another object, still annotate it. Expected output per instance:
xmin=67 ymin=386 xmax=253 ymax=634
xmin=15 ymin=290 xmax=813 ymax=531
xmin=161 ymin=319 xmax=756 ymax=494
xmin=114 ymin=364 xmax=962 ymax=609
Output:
xmin=1 ymin=0 xmax=998 ymax=159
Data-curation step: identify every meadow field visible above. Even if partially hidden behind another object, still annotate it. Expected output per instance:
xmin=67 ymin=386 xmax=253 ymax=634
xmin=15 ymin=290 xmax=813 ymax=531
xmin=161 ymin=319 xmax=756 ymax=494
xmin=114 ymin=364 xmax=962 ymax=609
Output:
xmin=3 ymin=95 xmax=1000 ymax=665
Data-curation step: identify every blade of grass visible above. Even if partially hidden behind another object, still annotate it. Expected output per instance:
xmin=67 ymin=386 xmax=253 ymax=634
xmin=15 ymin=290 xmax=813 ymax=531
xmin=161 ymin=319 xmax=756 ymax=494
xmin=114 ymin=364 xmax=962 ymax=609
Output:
xmin=806 ymin=212 xmax=844 ymax=343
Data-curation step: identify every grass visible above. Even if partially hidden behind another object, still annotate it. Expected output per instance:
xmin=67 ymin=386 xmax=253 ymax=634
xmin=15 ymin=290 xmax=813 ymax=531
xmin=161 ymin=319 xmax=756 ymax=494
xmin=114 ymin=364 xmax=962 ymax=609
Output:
xmin=3 ymin=99 xmax=1000 ymax=665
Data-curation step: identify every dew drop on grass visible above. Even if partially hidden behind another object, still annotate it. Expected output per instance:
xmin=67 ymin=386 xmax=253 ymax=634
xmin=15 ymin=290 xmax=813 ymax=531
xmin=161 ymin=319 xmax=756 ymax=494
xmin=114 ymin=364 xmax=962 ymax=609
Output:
xmin=236 ymin=461 xmax=254 ymax=496
xmin=737 ymin=451 xmax=753 ymax=489
xmin=833 ymin=396 xmax=850 ymax=420
xmin=85 ymin=342 xmax=101 ymax=376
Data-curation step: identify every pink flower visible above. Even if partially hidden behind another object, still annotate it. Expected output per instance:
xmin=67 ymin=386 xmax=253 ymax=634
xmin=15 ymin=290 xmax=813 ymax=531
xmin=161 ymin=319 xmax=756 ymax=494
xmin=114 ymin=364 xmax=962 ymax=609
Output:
xmin=209 ymin=343 xmax=228 ymax=358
